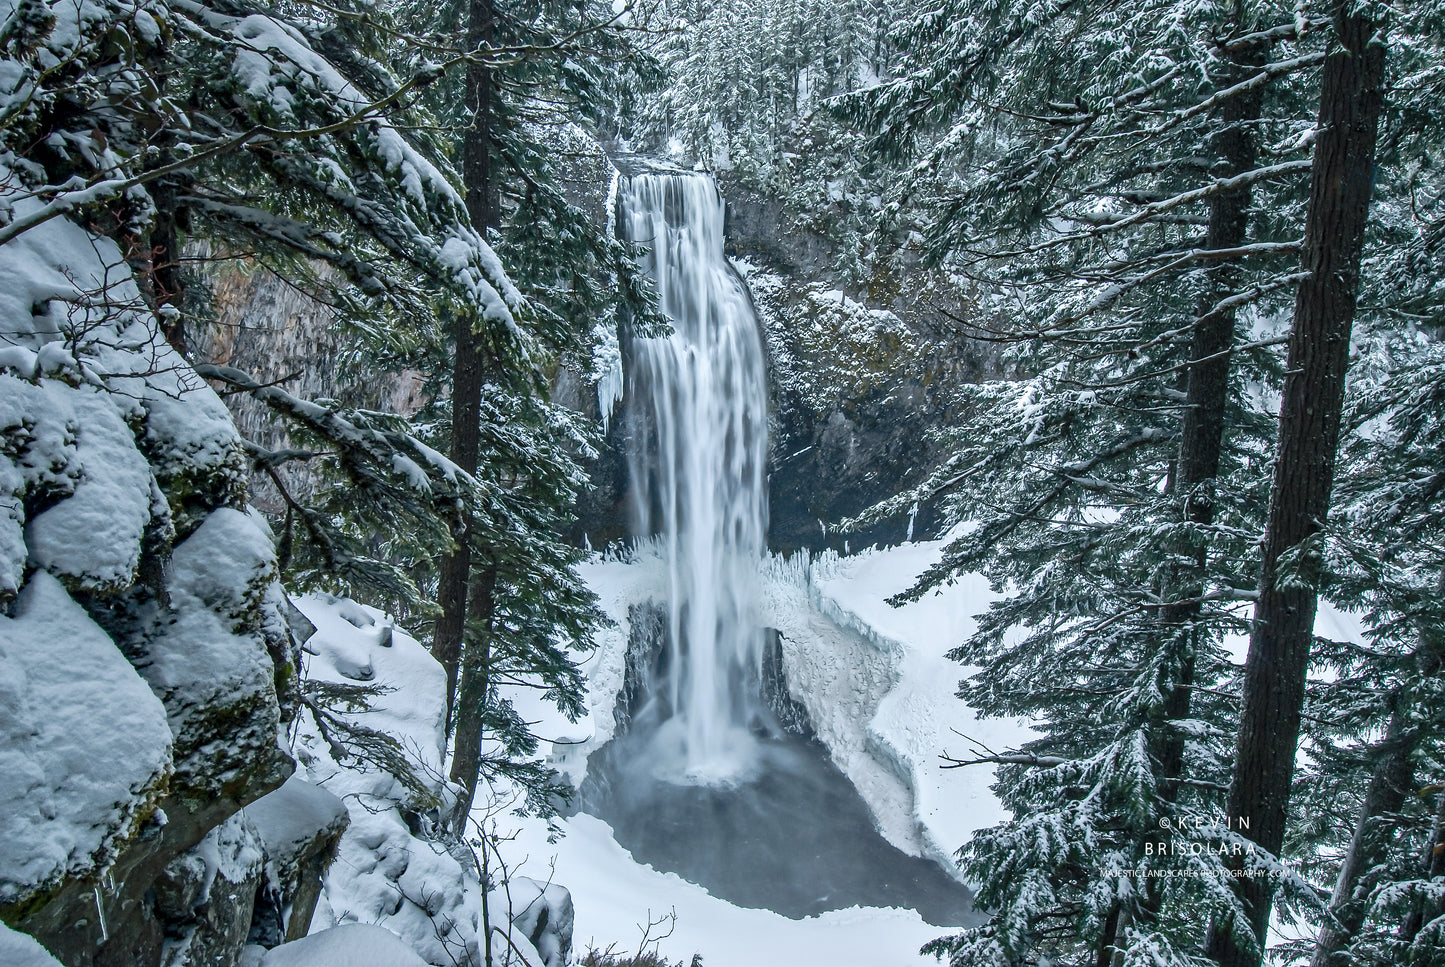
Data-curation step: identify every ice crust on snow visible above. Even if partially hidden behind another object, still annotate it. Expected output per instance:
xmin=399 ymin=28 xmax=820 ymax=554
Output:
xmin=0 ymin=572 xmax=172 ymax=901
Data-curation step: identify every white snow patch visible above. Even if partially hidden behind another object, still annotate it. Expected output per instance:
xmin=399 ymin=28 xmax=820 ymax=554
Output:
xmin=0 ymin=923 xmax=65 ymax=967
xmin=508 ymin=813 xmax=943 ymax=967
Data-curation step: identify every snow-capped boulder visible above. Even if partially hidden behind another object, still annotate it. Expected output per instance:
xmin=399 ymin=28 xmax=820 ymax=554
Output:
xmin=504 ymin=877 xmax=574 ymax=967
xmin=0 ymin=573 xmax=172 ymax=913
xmin=155 ymin=811 xmax=266 ymax=967
xmin=0 ymin=923 xmax=66 ymax=967
xmin=246 ymin=775 xmax=350 ymax=945
xmin=137 ymin=507 xmax=294 ymax=810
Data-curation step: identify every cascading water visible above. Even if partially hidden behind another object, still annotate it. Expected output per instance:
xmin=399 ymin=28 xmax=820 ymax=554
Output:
xmin=581 ymin=168 xmax=979 ymax=925
xmin=618 ymin=171 xmax=770 ymax=784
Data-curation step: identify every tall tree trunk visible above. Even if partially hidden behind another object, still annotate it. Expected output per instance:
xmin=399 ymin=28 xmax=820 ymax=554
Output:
xmin=433 ymin=0 xmax=497 ymax=735
xmin=1309 ymin=708 xmax=1413 ymax=967
xmin=1207 ymin=7 xmax=1386 ymax=966
xmin=1096 ymin=37 xmax=1270 ymax=967
xmin=1152 ymin=32 xmax=1269 ymax=804
xmin=449 ymin=563 xmax=497 ymax=830
xmin=149 ymin=180 xmax=187 ymax=355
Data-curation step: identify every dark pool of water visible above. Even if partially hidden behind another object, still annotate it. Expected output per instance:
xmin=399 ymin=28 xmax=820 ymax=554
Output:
xmin=573 ymin=729 xmax=981 ymax=928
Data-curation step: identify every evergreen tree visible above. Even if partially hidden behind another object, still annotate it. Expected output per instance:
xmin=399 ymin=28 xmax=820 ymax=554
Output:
xmin=397 ymin=0 xmax=656 ymax=831
xmin=839 ymin=0 xmax=1338 ymax=961
xmin=1204 ymin=2 xmax=1386 ymax=961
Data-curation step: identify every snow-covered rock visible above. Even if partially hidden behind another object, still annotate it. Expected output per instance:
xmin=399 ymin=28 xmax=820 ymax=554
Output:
xmin=246 ymin=775 xmax=350 ymax=945
xmin=256 ymin=923 xmax=430 ymax=967
xmin=292 ymin=594 xmax=560 ymax=967
xmin=0 ymin=573 xmax=172 ymax=908
xmin=0 ymin=188 xmax=296 ymax=966
xmin=0 ymin=923 xmax=66 ymax=967
xmin=156 ymin=810 xmax=267 ymax=967
xmin=504 ymin=877 xmax=574 ymax=967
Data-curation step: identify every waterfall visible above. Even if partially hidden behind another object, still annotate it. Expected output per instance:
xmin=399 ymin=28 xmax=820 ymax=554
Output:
xmin=618 ymin=171 xmax=770 ymax=784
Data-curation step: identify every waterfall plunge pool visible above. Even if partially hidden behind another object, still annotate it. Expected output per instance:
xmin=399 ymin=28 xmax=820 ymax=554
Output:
xmin=574 ymin=725 xmax=980 ymax=928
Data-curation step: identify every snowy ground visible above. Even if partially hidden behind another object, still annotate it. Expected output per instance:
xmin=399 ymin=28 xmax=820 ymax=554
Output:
xmin=293 ymin=536 xmax=1368 ymax=966
xmin=501 ymin=538 xmax=1029 ymax=967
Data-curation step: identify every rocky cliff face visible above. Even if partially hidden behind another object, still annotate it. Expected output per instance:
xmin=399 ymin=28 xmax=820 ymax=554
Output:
xmin=713 ymin=176 xmax=987 ymax=552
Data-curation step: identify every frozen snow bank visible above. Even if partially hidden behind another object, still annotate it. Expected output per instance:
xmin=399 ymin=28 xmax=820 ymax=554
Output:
xmin=803 ymin=541 xmax=1034 ymax=872
xmin=543 ymin=551 xmax=667 ymax=784
xmin=291 ymin=594 xmax=477 ymax=964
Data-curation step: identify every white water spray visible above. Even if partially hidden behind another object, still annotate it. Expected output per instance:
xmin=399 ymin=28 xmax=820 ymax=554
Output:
xmin=619 ymin=171 xmax=770 ymax=784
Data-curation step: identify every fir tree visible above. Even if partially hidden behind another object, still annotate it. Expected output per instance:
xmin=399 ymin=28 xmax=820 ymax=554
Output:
xmin=839 ymin=0 xmax=1335 ymax=961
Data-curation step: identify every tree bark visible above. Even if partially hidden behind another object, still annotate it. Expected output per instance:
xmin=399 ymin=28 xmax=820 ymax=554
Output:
xmin=1097 ymin=38 xmax=1269 ymax=966
xmin=1207 ymin=7 xmax=1386 ymax=965
xmin=1152 ymin=33 xmax=1269 ymax=801
xmin=448 ymin=563 xmax=497 ymax=830
xmin=148 ymin=180 xmax=188 ymax=355
xmin=432 ymin=0 xmax=497 ymax=736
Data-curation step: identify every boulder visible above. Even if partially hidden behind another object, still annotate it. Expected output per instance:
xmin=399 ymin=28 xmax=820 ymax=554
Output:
xmin=156 ymin=812 xmax=266 ymax=967
xmin=503 ymin=878 xmax=574 ymax=967
xmin=244 ymin=776 xmax=349 ymax=945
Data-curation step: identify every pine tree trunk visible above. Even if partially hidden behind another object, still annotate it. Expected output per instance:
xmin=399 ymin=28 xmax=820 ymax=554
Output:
xmin=1309 ymin=708 xmax=1413 ymax=967
xmin=1153 ymin=34 xmax=1269 ymax=799
xmin=149 ymin=180 xmax=187 ymax=355
xmin=1099 ymin=38 xmax=1269 ymax=963
xmin=1207 ymin=7 xmax=1385 ymax=965
xmin=433 ymin=0 xmax=497 ymax=735
xmin=449 ymin=563 xmax=497 ymax=830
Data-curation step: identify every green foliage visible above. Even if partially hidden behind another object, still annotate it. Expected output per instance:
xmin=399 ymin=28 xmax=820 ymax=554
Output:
xmin=841 ymin=0 xmax=1445 ymax=961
